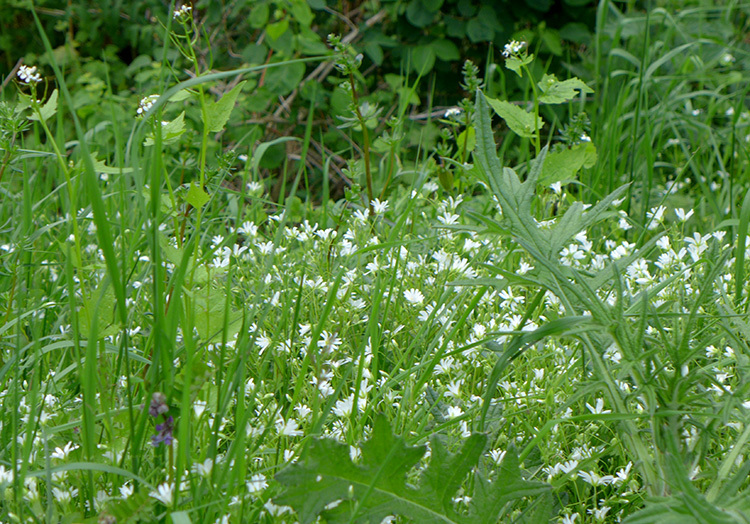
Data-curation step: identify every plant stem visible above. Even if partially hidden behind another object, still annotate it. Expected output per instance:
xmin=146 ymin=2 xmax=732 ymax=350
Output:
xmin=349 ymin=72 xmax=374 ymax=211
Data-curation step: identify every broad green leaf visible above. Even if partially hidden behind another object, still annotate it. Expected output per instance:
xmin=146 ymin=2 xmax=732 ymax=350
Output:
xmin=191 ymin=286 xmax=242 ymax=342
xmin=406 ymin=0 xmax=436 ymax=27
xmin=144 ymin=111 xmax=186 ymax=146
xmin=484 ymin=97 xmax=544 ymax=139
xmin=248 ymin=3 xmax=269 ymax=28
xmin=411 ymin=45 xmax=436 ymax=75
xmin=456 ymin=126 xmax=475 ymax=153
xmin=79 ymin=282 xmax=118 ymax=340
xmin=186 ymin=181 xmax=210 ymax=209
xmin=539 ymin=142 xmax=597 ymax=186
xmin=274 ymin=415 xmax=546 ymax=524
xmin=430 ymin=38 xmax=459 ymax=61
xmin=28 ymin=88 xmax=58 ymax=121
xmin=266 ymin=18 xmax=289 ymax=41
xmin=204 ymin=80 xmax=246 ymax=133
xmin=466 ymin=18 xmax=494 ymax=43
xmin=537 ymin=74 xmax=593 ymax=104
xmin=466 ymin=450 xmax=550 ymax=524
xmin=290 ymin=0 xmax=313 ymax=26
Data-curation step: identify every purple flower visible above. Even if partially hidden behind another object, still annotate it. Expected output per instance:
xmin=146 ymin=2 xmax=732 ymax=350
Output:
xmin=151 ymin=416 xmax=174 ymax=447
xmin=149 ymin=392 xmax=169 ymax=418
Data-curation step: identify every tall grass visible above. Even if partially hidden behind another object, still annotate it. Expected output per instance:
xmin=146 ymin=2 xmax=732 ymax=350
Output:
xmin=1 ymin=1 xmax=750 ymax=523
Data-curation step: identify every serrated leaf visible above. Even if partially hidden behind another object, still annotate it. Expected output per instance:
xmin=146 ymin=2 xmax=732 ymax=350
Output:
xmin=485 ymin=97 xmax=544 ymax=139
xmin=539 ymin=142 xmax=597 ymax=186
xmin=274 ymin=415 xmax=547 ymax=524
xmin=28 ymin=89 xmax=58 ymax=121
xmin=537 ymin=74 xmax=593 ymax=104
xmin=204 ymin=81 xmax=246 ymax=133
xmin=466 ymin=451 xmax=550 ymax=524
xmin=186 ymin=181 xmax=210 ymax=209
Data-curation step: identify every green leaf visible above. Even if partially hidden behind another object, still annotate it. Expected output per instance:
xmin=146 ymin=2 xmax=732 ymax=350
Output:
xmin=466 ymin=18 xmax=494 ymax=43
xmin=406 ymin=0 xmax=436 ymax=27
xmin=466 ymin=450 xmax=550 ymax=524
xmin=186 ymin=181 xmax=210 ymax=209
xmin=191 ymin=286 xmax=242 ymax=342
xmin=205 ymin=81 xmax=246 ymax=133
xmin=144 ymin=111 xmax=186 ymax=146
xmin=79 ymin=282 xmax=117 ymax=340
xmin=28 ymin=88 xmax=58 ymax=121
xmin=484 ymin=97 xmax=544 ymax=139
xmin=539 ymin=142 xmax=597 ymax=186
xmin=421 ymin=0 xmax=444 ymax=11
xmin=169 ymin=511 xmax=193 ymax=524
xmin=456 ymin=126 xmax=476 ymax=153
xmin=274 ymin=415 xmax=546 ymax=524
xmin=290 ymin=0 xmax=314 ymax=26
xmin=537 ymin=74 xmax=593 ymax=104
xmin=91 ymin=158 xmax=133 ymax=175
xmin=266 ymin=18 xmax=289 ymax=40
xmin=264 ymin=62 xmax=305 ymax=95
xmin=504 ymin=53 xmax=534 ymax=78
xmin=430 ymin=39 xmax=460 ymax=62
xmin=411 ymin=45 xmax=436 ymax=75
xmin=540 ymin=28 xmax=563 ymax=56
xmin=248 ymin=3 xmax=269 ymax=28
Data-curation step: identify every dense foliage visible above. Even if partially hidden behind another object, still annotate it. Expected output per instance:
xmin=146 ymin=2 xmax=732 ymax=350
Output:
xmin=2 ymin=1 xmax=750 ymax=523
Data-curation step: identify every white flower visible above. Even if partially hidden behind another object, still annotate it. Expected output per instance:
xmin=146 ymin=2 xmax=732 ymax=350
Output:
xmin=120 ymin=482 xmax=134 ymax=499
xmin=675 ymin=207 xmax=694 ymax=222
xmin=247 ymin=473 xmax=268 ymax=494
xmin=561 ymin=514 xmax=579 ymax=524
xmin=51 ymin=441 xmax=79 ymax=460
xmin=502 ymin=40 xmax=526 ymax=58
xmin=150 ymin=482 xmax=174 ymax=506
xmin=403 ymin=288 xmax=424 ymax=305
xmin=444 ymin=107 xmax=462 ymax=119
xmin=588 ymin=505 xmax=611 ymax=520
xmin=136 ymin=94 xmax=160 ymax=117
xmin=17 ymin=65 xmax=42 ymax=85
xmin=614 ymin=461 xmax=632 ymax=484
xmin=585 ymin=398 xmax=611 ymax=415
xmin=0 ymin=465 xmax=13 ymax=484
xmin=318 ymin=331 xmax=341 ymax=354
xmin=488 ymin=449 xmax=506 ymax=465
xmin=446 ymin=406 xmax=464 ymax=419
xmin=193 ymin=400 xmax=207 ymax=418
xmin=192 ymin=457 xmax=213 ymax=478
xmin=173 ymin=4 xmax=192 ymax=20
xmin=720 ymin=52 xmax=736 ymax=65
xmin=371 ymin=198 xmax=389 ymax=215
xmin=578 ymin=470 xmax=614 ymax=486
xmin=276 ymin=418 xmax=303 ymax=437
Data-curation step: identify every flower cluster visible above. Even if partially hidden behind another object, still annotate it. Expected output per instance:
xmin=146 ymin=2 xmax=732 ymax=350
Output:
xmin=148 ymin=392 xmax=174 ymax=447
xmin=502 ymin=40 xmax=526 ymax=58
xmin=17 ymin=65 xmax=42 ymax=85
xmin=136 ymin=94 xmax=160 ymax=118
xmin=173 ymin=4 xmax=192 ymax=21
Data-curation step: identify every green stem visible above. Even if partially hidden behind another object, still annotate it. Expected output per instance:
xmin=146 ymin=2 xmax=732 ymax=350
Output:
xmin=349 ymin=72 xmax=374 ymax=211
xmin=522 ymin=63 xmax=542 ymax=156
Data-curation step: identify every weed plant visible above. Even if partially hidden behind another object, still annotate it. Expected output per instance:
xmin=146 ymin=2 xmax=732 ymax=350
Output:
xmin=2 ymin=2 xmax=750 ymax=524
